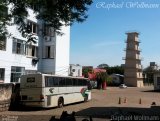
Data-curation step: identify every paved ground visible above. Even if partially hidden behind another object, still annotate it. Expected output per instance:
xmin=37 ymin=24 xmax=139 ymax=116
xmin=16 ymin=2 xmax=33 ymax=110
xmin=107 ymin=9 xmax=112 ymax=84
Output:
xmin=1 ymin=86 xmax=160 ymax=121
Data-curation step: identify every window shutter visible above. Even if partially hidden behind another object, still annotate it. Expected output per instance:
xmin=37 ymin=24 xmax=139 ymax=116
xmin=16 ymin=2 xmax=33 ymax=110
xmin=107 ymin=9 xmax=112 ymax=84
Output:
xmin=12 ymin=38 xmax=17 ymax=53
xmin=50 ymin=27 xmax=55 ymax=37
xmin=28 ymin=45 xmax=32 ymax=56
xmin=50 ymin=45 xmax=55 ymax=58
xmin=25 ymin=44 xmax=28 ymax=55
xmin=21 ymin=43 xmax=25 ymax=55
xmin=44 ymin=24 xmax=49 ymax=36
xmin=42 ymin=46 xmax=46 ymax=58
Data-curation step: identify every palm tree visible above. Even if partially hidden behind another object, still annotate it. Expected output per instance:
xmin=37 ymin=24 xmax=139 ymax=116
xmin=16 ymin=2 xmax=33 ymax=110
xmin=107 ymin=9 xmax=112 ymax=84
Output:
xmin=96 ymin=72 xmax=108 ymax=90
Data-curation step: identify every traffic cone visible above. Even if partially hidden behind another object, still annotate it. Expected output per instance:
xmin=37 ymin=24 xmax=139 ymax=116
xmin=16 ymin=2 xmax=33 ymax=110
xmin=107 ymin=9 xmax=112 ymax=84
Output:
xmin=151 ymin=102 xmax=156 ymax=106
xmin=118 ymin=97 xmax=121 ymax=104
xmin=124 ymin=97 xmax=127 ymax=103
xmin=139 ymin=98 xmax=142 ymax=104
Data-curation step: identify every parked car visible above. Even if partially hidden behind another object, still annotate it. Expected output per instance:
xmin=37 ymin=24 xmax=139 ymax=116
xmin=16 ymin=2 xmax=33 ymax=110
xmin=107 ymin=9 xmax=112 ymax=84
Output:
xmin=87 ymin=81 xmax=97 ymax=90
xmin=119 ymin=84 xmax=127 ymax=88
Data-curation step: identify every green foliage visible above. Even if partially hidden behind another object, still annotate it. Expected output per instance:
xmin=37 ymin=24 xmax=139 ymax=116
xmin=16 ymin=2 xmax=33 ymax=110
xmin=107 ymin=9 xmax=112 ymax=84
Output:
xmin=96 ymin=72 xmax=108 ymax=82
xmin=143 ymin=66 xmax=158 ymax=84
xmin=97 ymin=64 xmax=109 ymax=68
xmin=143 ymin=66 xmax=158 ymax=73
xmin=82 ymin=67 xmax=92 ymax=78
xmin=0 ymin=0 xmax=93 ymax=40
xmin=97 ymin=64 xmax=124 ymax=75
xmin=106 ymin=76 xmax=112 ymax=85
xmin=0 ymin=0 xmax=12 ymax=36
xmin=106 ymin=66 xmax=124 ymax=75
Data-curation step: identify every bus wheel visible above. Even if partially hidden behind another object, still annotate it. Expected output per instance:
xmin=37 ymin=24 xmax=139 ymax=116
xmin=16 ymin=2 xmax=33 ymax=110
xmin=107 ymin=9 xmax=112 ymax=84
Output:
xmin=84 ymin=95 xmax=88 ymax=102
xmin=58 ymin=97 xmax=64 ymax=108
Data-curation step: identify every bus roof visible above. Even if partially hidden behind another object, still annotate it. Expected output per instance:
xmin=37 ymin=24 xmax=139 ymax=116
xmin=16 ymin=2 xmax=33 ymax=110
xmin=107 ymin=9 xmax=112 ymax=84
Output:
xmin=21 ymin=73 xmax=88 ymax=80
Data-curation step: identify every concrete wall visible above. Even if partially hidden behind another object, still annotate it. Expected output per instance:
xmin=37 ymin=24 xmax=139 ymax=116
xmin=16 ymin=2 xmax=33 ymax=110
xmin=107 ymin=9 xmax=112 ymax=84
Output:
xmin=0 ymin=83 xmax=13 ymax=111
xmin=154 ymin=73 xmax=160 ymax=90
xmin=55 ymin=25 xmax=70 ymax=76
xmin=0 ymin=83 xmax=12 ymax=102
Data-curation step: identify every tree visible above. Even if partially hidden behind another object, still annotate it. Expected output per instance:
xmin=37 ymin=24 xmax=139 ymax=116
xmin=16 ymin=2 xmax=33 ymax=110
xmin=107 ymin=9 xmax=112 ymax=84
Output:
xmin=107 ymin=66 xmax=124 ymax=75
xmin=97 ymin=64 xmax=109 ymax=69
xmin=96 ymin=72 xmax=108 ymax=89
xmin=82 ymin=67 xmax=93 ymax=78
xmin=143 ymin=65 xmax=158 ymax=84
xmin=0 ymin=0 xmax=93 ymax=38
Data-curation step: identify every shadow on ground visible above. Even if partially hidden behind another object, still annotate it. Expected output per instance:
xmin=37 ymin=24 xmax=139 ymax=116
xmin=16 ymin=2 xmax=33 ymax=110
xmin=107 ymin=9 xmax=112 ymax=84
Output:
xmin=141 ymin=90 xmax=160 ymax=93
xmin=75 ymin=106 xmax=160 ymax=118
xmin=9 ymin=104 xmax=49 ymax=112
xmin=4 ymin=106 xmax=160 ymax=121
xmin=48 ymin=106 xmax=160 ymax=121
xmin=9 ymin=102 xmax=84 ymax=112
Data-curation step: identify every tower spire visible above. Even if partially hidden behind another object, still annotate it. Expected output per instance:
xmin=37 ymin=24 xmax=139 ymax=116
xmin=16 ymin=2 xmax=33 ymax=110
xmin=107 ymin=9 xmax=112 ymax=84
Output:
xmin=123 ymin=32 xmax=143 ymax=87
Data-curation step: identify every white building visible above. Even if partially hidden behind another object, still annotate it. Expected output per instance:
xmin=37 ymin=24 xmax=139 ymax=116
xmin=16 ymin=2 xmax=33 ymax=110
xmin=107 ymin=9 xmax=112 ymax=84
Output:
xmin=154 ymin=72 xmax=160 ymax=90
xmin=69 ymin=64 xmax=82 ymax=77
xmin=0 ymin=6 xmax=70 ymax=83
xmin=110 ymin=74 xmax=124 ymax=85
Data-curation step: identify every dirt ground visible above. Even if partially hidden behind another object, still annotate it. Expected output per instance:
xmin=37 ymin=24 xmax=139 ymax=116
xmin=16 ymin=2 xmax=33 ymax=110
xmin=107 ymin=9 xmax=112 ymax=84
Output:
xmin=1 ymin=86 xmax=160 ymax=121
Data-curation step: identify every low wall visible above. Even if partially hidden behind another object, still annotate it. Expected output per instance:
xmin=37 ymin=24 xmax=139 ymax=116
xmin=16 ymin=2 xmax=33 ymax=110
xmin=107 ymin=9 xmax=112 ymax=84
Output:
xmin=0 ymin=83 xmax=13 ymax=111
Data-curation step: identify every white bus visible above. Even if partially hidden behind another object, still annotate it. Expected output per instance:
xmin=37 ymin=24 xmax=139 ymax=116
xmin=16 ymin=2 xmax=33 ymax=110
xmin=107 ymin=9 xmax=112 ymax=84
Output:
xmin=20 ymin=74 xmax=91 ymax=108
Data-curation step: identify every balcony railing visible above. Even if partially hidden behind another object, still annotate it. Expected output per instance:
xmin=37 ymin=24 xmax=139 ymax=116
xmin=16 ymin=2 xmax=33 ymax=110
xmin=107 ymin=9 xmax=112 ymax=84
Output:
xmin=123 ymin=65 xmax=142 ymax=70
xmin=136 ymin=64 xmax=142 ymax=69
xmin=124 ymin=48 xmax=142 ymax=52
xmin=123 ymin=57 xmax=143 ymax=60
xmin=125 ymin=40 xmax=141 ymax=43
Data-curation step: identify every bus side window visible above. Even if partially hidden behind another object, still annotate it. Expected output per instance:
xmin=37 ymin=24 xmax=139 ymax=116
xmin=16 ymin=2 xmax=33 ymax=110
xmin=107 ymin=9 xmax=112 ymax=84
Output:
xmin=66 ymin=78 xmax=72 ymax=86
xmin=59 ymin=78 xmax=65 ymax=87
xmin=45 ymin=77 xmax=58 ymax=87
xmin=52 ymin=77 xmax=59 ymax=87
xmin=45 ymin=77 xmax=50 ymax=87
xmin=73 ymin=79 xmax=77 ymax=86
xmin=49 ymin=77 xmax=54 ymax=86
xmin=78 ymin=79 xmax=82 ymax=86
xmin=83 ymin=79 xmax=87 ymax=86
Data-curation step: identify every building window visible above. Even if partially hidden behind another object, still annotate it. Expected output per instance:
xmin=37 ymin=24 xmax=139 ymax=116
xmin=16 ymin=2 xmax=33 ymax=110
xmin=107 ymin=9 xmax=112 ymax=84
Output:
xmin=30 ymin=4 xmax=39 ymax=11
xmin=11 ymin=66 xmax=25 ymax=82
xmin=0 ymin=68 xmax=5 ymax=82
xmin=43 ymin=46 xmax=55 ymax=58
xmin=157 ymin=77 xmax=160 ymax=85
xmin=0 ymin=36 xmax=6 ymax=51
xmin=44 ymin=24 xmax=55 ymax=37
xmin=46 ymin=46 xmax=51 ymax=58
xmin=26 ymin=45 xmax=38 ymax=57
xmin=12 ymin=38 xmax=25 ymax=55
xmin=27 ymin=20 xmax=38 ymax=34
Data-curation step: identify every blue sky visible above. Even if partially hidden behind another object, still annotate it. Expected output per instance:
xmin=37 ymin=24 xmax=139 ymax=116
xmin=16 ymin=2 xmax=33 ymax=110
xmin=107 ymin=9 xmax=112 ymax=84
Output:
xmin=70 ymin=0 xmax=160 ymax=68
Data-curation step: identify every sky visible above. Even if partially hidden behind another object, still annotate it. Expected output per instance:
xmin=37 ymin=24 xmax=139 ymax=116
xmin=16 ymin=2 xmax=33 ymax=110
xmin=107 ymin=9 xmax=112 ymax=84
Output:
xmin=70 ymin=0 xmax=160 ymax=68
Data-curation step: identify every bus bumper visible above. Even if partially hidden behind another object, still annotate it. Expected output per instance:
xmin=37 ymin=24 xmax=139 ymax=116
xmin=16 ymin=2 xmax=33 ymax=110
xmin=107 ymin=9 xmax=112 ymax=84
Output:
xmin=20 ymin=101 xmax=45 ymax=107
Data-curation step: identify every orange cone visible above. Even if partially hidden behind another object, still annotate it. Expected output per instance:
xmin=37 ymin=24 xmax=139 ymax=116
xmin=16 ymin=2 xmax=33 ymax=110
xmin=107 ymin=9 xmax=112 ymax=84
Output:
xmin=124 ymin=97 xmax=127 ymax=103
xmin=151 ymin=102 xmax=156 ymax=106
xmin=118 ymin=97 xmax=121 ymax=104
xmin=139 ymin=98 xmax=142 ymax=104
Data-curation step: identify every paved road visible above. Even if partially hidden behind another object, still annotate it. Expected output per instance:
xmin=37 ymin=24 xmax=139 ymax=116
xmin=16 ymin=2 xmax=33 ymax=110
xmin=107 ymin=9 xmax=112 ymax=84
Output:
xmin=1 ymin=86 xmax=160 ymax=121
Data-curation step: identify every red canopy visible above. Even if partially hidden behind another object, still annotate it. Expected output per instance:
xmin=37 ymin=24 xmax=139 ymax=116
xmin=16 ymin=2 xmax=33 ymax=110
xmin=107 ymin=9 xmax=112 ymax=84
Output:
xmin=88 ymin=68 xmax=106 ymax=80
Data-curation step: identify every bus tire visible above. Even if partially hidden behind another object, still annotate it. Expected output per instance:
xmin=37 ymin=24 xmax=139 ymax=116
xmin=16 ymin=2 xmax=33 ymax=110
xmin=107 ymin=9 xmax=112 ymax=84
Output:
xmin=84 ymin=94 xmax=88 ymax=102
xmin=58 ymin=97 xmax=64 ymax=108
